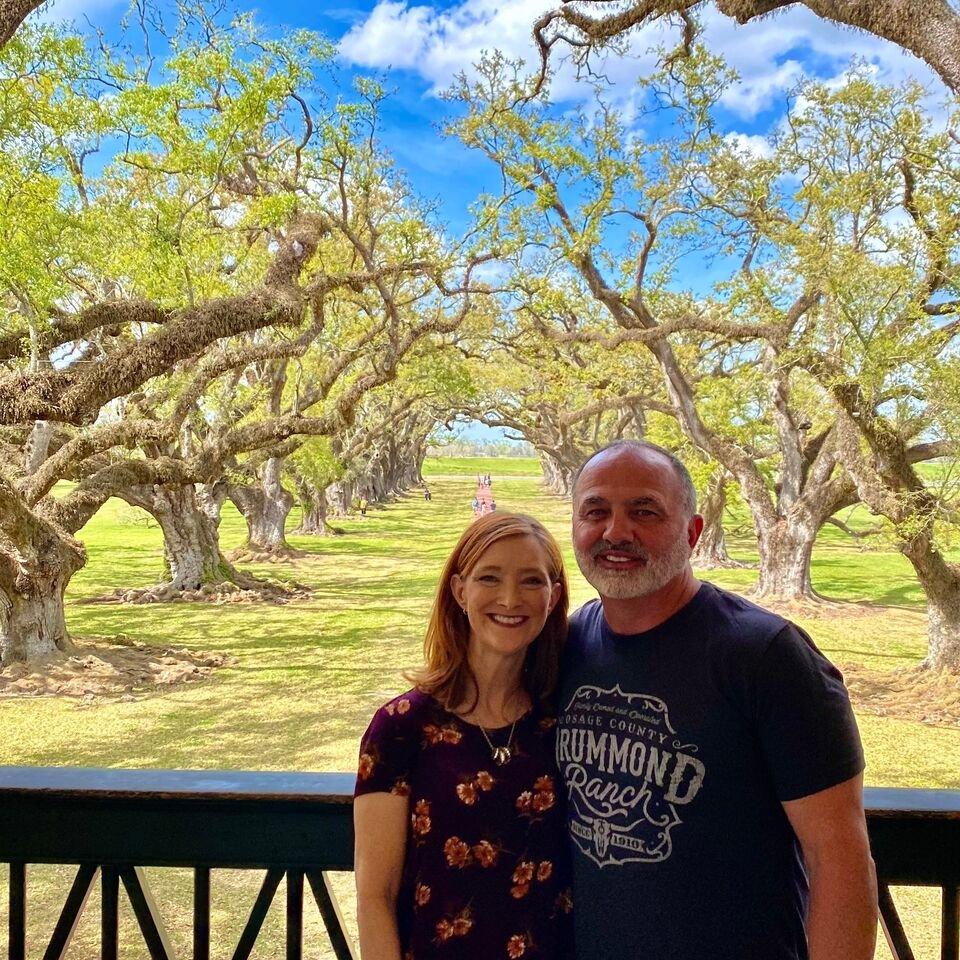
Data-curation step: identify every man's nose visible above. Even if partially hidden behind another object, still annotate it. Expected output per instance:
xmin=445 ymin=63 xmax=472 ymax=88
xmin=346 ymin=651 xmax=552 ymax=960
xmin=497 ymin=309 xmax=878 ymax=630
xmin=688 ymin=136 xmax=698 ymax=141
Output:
xmin=602 ymin=511 xmax=633 ymax=545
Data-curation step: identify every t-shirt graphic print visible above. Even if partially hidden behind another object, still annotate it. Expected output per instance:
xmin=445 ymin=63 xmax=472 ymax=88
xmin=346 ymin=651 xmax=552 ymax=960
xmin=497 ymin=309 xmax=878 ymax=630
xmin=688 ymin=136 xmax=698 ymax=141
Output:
xmin=559 ymin=682 xmax=704 ymax=867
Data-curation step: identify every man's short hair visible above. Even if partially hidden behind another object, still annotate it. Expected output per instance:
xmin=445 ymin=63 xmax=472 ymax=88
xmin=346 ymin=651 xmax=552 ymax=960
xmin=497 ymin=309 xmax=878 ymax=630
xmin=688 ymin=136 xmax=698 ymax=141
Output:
xmin=572 ymin=439 xmax=698 ymax=518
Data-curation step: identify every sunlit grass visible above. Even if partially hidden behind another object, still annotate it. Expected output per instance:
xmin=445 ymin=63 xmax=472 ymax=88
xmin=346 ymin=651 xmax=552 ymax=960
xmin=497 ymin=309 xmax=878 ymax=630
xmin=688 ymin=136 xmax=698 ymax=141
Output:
xmin=3 ymin=459 xmax=955 ymax=959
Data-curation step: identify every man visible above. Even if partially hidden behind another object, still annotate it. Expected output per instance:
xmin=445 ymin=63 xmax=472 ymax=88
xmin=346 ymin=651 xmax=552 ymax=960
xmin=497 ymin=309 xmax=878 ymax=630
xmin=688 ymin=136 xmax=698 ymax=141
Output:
xmin=558 ymin=439 xmax=877 ymax=960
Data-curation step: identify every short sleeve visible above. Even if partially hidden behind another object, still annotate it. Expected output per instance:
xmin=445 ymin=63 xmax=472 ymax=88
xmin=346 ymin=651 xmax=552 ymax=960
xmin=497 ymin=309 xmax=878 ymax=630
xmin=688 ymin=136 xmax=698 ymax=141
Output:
xmin=354 ymin=695 xmax=420 ymax=799
xmin=756 ymin=625 xmax=865 ymax=802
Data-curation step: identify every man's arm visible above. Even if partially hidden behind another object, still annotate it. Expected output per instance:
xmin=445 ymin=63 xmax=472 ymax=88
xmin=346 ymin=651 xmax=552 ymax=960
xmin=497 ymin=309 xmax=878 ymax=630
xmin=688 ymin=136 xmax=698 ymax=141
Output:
xmin=782 ymin=773 xmax=878 ymax=960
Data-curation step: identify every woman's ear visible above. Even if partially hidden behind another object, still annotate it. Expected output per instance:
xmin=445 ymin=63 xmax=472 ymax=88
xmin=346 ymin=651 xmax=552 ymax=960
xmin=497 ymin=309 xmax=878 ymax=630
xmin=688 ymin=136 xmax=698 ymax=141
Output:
xmin=548 ymin=581 xmax=561 ymax=613
xmin=450 ymin=574 xmax=465 ymax=610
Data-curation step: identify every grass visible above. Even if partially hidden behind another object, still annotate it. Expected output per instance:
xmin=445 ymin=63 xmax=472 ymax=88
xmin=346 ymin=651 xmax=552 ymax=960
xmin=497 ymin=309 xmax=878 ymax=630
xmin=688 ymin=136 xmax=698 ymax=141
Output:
xmin=1 ymin=458 xmax=956 ymax=959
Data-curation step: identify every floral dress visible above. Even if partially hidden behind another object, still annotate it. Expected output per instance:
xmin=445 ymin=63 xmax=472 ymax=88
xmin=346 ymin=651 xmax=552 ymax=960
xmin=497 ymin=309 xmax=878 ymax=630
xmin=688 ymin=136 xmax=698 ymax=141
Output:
xmin=355 ymin=688 xmax=573 ymax=960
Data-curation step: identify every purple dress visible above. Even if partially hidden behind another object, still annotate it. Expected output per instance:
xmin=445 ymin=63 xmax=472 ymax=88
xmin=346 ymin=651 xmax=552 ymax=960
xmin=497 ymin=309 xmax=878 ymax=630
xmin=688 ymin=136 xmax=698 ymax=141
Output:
xmin=355 ymin=689 xmax=573 ymax=960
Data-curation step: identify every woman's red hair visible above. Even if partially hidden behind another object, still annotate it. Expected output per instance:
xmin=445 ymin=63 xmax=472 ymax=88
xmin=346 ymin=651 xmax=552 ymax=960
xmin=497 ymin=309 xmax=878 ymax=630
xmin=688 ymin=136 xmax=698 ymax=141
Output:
xmin=409 ymin=512 xmax=569 ymax=712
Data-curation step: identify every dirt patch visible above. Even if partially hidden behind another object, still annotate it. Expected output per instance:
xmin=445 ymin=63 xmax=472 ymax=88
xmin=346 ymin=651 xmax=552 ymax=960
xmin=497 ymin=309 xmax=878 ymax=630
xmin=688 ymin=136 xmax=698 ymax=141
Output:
xmin=841 ymin=663 xmax=960 ymax=727
xmin=0 ymin=637 xmax=232 ymax=700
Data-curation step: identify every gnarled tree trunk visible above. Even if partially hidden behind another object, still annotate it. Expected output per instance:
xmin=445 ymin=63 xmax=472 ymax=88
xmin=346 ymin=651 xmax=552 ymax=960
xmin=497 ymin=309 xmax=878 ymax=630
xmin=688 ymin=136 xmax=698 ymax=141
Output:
xmin=326 ymin=480 xmax=354 ymax=518
xmin=692 ymin=471 xmax=745 ymax=569
xmin=0 ymin=526 xmax=84 ymax=665
xmin=540 ymin=455 xmax=574 ymax=496
xmin=230 ymin=458 xmax=295 ymax=556
xmin=753 ymin=514 xmax=820 ymax=601
xmin=292 ymin=481 xmax=339 ymax=536
xmin=119 ymin=484 xmax=237 ymax=591
xmin=902 ymin=536 xmax=960 ymax=671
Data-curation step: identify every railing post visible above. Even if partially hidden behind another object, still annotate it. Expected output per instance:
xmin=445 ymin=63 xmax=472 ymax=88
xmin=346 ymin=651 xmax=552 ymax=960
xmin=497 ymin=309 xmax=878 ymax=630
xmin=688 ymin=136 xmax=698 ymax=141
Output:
xmin=9 ymin=862 xmax=25 ymax=960
xmin=101 ymin=865 xmax=119 ymax=960
xmin=194 ymin=866 xmax=210 ymax=960
xmin=944 ymin=885 xmax=959 ymax=960
xmin=286 ymin=870 xmax=304 ymax=960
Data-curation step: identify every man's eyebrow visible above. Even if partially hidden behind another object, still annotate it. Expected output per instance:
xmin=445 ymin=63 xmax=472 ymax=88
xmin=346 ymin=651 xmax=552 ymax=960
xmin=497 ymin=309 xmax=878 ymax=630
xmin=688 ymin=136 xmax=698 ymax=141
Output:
xmin=579 ymin=495 xmax=663 ymax=506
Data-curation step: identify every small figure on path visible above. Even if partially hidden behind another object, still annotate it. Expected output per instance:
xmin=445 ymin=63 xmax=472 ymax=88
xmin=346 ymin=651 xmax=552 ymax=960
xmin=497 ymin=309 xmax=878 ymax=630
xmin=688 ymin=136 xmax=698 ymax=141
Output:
xmin=358 ymin=495 xmax=368 ymax=518
xmin=423 ymin=486 xmax=431 ymax=502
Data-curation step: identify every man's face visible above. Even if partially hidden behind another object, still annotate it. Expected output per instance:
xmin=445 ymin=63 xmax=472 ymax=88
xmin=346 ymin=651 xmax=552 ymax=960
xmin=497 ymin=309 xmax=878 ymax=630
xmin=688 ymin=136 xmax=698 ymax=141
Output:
xmin=572 ymin=448 xmax=700 ymax=601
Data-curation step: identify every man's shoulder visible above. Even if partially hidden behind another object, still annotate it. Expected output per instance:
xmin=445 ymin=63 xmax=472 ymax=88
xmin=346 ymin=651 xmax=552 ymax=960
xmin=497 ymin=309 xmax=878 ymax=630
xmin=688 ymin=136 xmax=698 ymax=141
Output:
xmin=569 ymin=598 xmax=604 ymax=636
xmin=696 ymin=581 xmax=793 ymax=648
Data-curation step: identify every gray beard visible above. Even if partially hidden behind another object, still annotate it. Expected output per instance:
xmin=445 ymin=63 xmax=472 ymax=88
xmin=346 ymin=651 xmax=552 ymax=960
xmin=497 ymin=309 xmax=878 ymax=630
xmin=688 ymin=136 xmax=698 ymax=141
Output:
xmin=574 ymin=537 xmax=692 ymax=601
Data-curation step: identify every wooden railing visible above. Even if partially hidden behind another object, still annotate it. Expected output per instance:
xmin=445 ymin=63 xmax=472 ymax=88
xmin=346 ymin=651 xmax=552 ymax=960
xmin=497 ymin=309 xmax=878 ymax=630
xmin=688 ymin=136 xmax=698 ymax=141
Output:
xmin=1 ymin=768 xmax=958 ymax=960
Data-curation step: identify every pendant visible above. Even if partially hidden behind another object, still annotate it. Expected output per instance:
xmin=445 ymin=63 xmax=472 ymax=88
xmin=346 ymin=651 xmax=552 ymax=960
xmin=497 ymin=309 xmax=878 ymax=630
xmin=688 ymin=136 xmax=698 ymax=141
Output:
xmin=492 ymin=745 xmax=512 ymax=766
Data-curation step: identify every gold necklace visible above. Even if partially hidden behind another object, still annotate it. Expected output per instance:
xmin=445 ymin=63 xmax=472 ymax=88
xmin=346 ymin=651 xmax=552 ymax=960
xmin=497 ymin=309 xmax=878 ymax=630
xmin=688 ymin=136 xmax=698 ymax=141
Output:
xmin=479 ymin=719 xmax=518 ymax=765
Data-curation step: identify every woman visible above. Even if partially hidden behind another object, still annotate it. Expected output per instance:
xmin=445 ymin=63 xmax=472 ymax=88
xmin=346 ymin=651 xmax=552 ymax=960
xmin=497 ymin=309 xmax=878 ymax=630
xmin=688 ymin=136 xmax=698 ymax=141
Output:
xmin=354 ymin=513 xmax=573 ymax=960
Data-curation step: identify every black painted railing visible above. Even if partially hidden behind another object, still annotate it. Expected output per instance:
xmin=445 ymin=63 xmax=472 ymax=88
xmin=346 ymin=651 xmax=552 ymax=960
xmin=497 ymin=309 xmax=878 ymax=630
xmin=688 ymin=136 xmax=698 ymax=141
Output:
xmin=1 ymin=768 xmax=958 ymax=960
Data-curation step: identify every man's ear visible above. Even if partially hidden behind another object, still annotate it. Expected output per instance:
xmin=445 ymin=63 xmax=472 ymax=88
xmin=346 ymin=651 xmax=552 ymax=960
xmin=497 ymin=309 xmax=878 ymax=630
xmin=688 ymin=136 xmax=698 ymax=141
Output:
xmin=688 ymin=514 xmax=705 ymax=550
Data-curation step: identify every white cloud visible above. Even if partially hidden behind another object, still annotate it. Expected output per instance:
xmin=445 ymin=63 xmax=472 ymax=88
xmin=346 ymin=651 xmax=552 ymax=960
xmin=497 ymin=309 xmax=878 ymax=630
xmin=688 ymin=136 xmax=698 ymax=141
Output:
xmin=723 ymin=131 xmax=774 ymax=160
xmin=339 ymin=0 xmax=942 ymax=117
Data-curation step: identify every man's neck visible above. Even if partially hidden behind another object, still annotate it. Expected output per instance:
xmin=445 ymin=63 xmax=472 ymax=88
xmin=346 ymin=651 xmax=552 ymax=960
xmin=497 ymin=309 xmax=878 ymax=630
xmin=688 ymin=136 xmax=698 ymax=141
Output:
xmin=600 ymin=569 xmax=702 ymax=636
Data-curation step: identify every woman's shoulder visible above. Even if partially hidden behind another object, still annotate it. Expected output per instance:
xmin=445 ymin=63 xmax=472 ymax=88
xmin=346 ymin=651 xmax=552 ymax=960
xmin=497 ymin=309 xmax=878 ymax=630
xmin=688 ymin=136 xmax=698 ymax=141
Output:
xmin=363 ymin=687 xmax=448 ymax=737
xmin=375 ymin=686 xmax=438 ymax=720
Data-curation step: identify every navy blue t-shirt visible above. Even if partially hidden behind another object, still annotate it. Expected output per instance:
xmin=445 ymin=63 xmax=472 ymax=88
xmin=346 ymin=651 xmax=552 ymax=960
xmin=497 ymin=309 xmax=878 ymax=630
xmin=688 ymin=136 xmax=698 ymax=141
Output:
xmin=557 ymin=582 xmax=864 ymax=960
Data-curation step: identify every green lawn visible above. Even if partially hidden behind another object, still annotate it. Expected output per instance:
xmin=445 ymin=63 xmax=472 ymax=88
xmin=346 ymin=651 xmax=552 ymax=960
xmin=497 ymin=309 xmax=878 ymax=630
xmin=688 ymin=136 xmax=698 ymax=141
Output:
xmin=1 ymin=458 xmax=955 ymax=959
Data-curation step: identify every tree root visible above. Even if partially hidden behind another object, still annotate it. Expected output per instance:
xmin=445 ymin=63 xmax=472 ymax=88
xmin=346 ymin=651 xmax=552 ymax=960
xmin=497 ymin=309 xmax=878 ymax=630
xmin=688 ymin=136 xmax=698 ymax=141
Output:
xmin=692 ymin=556 xmax=755 ymax=570
xmin=80 ymin=575 xmax=311 ymax=606
xmin=290 ymin=524 xmax=343 ymax=537
xmin=842 ymin=662 xmax=960 ymax=726
xmin=228 ymin=544 xmax=306 ymax=564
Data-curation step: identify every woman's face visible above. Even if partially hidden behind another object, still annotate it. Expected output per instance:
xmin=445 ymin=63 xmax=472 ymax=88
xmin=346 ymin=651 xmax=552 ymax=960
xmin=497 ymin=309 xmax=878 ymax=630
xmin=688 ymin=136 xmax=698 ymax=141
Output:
xmin=451 ymin=534 xmax=561 ymax=662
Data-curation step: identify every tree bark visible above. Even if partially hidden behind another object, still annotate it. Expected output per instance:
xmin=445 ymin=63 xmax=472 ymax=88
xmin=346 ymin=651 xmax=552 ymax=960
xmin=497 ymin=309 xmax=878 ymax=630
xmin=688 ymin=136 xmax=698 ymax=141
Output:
xmin=753 ymin=516 xmax=820 ymax=600
xmin=0 ymin=0 xmax=44 ymax=49
xmin=230 ymin=458 xmax=295 ymax=556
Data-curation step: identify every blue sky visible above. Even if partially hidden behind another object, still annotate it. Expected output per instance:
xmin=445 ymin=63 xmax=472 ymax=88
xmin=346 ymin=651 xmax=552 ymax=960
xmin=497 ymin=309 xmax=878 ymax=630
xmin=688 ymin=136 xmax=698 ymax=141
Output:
xmin=36 ymin=0 xmax=944 ymax=444
xmin=41 ymin=0 xmax=942 ymax=238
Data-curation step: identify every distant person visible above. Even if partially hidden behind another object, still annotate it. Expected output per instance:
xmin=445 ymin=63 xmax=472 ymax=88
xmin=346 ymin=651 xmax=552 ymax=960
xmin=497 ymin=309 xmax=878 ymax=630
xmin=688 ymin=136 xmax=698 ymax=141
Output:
xmin=358 ymin=496 xmax=368 ymax=518
xmin=490 ymin=499 xmax=497 ymax=512
xmin=559 ymin=439 xmax=876 ymax=960
xmin=354 ymin=513 xmax=573 ymax=959
xmin=471 ymin=497 xmax=480 ymax=518
xmin=424 ymin=486 xmax=432 ymax=502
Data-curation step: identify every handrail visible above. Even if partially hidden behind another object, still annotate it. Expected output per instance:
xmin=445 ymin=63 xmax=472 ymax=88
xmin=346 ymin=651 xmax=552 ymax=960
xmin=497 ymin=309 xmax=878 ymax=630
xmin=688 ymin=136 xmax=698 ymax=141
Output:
xmin=1 ymin=768 xmax=958 ymax=960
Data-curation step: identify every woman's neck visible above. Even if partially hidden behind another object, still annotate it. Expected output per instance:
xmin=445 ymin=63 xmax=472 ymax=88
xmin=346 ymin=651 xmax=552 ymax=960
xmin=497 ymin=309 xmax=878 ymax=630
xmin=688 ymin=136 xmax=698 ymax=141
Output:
xmin=457 ymin=650 xmax=529 ymax=726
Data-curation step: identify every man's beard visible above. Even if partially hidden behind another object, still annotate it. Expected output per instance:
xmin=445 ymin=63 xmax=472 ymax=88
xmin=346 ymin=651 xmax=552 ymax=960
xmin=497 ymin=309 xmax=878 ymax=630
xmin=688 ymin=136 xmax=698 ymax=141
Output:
xmin=574 ymin=536 xmax=692 ymax=600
